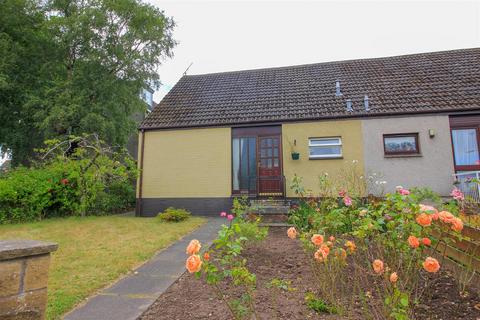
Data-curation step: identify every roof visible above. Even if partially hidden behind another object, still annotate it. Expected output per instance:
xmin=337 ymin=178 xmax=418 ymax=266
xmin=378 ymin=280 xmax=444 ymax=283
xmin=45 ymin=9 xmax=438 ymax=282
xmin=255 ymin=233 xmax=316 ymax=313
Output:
xmin=141 ymin=48 xmax=480 ymax=130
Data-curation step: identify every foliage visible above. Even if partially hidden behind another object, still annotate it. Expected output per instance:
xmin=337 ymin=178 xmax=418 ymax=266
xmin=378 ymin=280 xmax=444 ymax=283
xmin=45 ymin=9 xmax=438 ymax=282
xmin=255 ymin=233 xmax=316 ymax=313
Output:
xmin=0 ymin=0 xmax=176 ymax=165
xmin=287 ymin=173 xmax=469 ymax=319
xmin=304 ymin=292 xmax=338 ymax=314
xmin=0 ymin=135 xmax=137 ymax=223
xmin=157 ymin=207 xmax=191 ymax=222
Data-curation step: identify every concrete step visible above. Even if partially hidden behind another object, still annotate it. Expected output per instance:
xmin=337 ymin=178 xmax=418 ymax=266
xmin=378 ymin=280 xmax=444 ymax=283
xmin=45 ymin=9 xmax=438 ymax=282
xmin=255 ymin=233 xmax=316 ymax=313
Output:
xmin=260 ymin=222 xmax=293 ymax=227
xmin=250 ymin=199 xmax=290 ymax=207
xmin=260 ymin=213 xmax=289 ymax=223
xmin=251 ymin=206 xmax=290 ymax=214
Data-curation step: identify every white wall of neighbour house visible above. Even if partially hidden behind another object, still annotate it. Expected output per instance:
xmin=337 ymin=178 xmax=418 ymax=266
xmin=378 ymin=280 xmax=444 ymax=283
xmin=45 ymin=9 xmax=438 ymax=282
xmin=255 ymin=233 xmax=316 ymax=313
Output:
xmin=361 ymin=115 xmax=455 ymax=196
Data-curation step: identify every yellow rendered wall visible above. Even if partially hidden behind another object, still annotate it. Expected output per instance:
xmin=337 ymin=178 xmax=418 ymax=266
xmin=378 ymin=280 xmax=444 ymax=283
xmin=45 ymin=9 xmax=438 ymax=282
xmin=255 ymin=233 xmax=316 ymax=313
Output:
xmin=139 ymin=127 xmax=231 ymax=198
xmin=282 ymin=120 xmax=364 ymax=197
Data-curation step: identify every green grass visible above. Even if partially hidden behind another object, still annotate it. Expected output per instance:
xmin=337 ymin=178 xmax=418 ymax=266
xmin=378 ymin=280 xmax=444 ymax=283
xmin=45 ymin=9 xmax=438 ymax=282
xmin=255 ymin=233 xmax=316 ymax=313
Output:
xmin=0 ymin=215 xmax=206 ymax=319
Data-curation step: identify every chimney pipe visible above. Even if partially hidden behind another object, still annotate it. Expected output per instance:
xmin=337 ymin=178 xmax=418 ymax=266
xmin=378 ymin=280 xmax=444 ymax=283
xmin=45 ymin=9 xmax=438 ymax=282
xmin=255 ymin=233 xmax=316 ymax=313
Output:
xmin=335 ymin=80 xmax=342 ymax=96
xmin=346 ymin=99 xmax=353 ymax=112
xmin=364 ymin=95 xmax=370 ymax=111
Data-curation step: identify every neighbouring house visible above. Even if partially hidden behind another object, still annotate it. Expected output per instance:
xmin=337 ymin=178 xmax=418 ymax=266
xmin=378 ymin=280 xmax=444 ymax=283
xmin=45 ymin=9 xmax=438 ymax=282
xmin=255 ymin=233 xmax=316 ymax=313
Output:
xmin=127 ymin=87 xmax=156 ymax=159
xmin=136 ymin=48 xmax=480 ymax=216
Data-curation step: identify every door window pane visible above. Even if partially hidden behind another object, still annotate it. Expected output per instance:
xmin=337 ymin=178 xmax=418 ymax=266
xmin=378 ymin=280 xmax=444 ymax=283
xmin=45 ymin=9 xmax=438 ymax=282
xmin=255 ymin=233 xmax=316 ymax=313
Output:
xmin=232 ymin=138 xmax=240 ymax=190
xmin=452 ymin=129 xmax=479 ymax=165
xmin=232 ymin=137 xmax=256 ymax=191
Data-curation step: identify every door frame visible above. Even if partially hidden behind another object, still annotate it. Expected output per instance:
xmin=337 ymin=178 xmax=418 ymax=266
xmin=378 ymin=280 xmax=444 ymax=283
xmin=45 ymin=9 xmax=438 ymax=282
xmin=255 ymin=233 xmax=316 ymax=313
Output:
xmin=231 ymin=126 xmax=283 ymax=197
xmin=450 ymin=116 xmax=480 ymax=172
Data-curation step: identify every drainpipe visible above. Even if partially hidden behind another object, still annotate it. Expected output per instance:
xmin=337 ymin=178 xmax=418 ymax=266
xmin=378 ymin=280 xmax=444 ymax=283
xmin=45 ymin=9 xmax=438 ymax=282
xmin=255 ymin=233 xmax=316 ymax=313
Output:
xmin=136 ymin=129 xmax=145 ymax=216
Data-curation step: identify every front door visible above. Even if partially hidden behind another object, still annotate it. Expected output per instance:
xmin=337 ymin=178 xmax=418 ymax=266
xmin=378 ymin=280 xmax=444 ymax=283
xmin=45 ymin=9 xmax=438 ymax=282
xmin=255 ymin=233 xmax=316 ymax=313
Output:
xmin=258 ymin=136 xmax=283 ymax=196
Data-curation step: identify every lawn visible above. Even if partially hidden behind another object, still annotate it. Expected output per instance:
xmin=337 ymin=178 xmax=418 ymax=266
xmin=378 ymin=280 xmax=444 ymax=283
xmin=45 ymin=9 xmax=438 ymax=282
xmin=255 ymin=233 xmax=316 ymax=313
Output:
xmin=0 ymin=215 xmax=206 ymax=320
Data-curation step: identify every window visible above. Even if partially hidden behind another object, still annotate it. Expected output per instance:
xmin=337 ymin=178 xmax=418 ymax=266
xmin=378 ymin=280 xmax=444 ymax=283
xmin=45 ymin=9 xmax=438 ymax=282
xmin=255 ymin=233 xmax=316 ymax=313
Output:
xmin=383 ymin=133 xmax=419 ymax=156
xmin=309 ymin=137 xmax=342 ymax=159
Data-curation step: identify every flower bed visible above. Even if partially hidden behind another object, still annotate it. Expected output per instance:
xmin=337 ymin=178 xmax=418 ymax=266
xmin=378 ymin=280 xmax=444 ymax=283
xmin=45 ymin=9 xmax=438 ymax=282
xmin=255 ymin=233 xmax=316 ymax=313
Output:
xmin=140 ymin=227 xmax=479 ymax=320
xmin=138 ymin=184 xmax=480 ymax=320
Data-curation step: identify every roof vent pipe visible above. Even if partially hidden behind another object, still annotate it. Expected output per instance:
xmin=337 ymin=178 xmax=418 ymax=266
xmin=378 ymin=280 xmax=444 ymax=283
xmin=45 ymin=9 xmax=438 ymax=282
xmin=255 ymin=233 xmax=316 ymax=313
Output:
xmin=364 ymin=95 xmax=370 ymax=111
xmin=346 ymin=99 xmax=353 ymax=112
xmin=335 ymin=80 xmax=342 ymax=96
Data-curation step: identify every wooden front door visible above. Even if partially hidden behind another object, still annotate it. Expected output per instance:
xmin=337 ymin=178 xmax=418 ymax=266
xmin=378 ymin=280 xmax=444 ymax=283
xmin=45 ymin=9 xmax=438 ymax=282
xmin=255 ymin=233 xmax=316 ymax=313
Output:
xmin=258 ymin=136 xmax=283 ymax=196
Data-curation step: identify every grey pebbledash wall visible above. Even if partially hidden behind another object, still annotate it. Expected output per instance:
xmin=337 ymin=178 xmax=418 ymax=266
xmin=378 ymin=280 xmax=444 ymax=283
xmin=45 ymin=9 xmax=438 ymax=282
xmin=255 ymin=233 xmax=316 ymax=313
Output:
xmin=361 ymin=114 xmax=455 ymax=196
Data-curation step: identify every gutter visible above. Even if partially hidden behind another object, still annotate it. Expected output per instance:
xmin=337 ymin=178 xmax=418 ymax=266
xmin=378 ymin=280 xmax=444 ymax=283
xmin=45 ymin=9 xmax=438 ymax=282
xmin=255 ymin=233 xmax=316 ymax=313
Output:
xmin=136 ymin=129 xmax=145 ymax=217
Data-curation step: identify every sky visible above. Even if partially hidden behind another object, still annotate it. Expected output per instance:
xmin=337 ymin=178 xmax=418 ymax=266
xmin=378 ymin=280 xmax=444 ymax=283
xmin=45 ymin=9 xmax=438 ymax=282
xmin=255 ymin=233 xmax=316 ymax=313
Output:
xmin=147 ymin=0 xmax=480 ymax=101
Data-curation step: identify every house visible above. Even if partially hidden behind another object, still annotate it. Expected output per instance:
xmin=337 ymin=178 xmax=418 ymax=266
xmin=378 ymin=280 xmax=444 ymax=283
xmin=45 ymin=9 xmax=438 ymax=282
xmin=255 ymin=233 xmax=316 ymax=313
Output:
xmin=136 ymin=48 xmax=480 ymax=216
xmin=126 ymin=88 xmax=156 ymax=159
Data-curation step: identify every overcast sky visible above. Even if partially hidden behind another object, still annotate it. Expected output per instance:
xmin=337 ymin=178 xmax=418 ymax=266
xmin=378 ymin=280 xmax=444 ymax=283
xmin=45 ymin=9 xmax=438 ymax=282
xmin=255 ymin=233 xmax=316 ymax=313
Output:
xmin=147 ymin=0 xmax=480 ymax=101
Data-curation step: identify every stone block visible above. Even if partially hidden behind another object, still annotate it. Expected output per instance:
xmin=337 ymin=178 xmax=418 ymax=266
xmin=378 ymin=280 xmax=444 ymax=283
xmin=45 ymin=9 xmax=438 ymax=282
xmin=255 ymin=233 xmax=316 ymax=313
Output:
xmin=0 ymin=260 xmax=22 ymax=297
xmin=24 ymin=255 xmax=50 ymax=291
xmin=0 ymin=288 xmax=47 ymax=320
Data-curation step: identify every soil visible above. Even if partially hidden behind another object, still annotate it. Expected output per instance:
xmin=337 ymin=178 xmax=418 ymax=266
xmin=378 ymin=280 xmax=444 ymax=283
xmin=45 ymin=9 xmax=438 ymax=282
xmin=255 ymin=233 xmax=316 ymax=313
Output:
xmin=140 ymin=228 xmax=480 ymax=320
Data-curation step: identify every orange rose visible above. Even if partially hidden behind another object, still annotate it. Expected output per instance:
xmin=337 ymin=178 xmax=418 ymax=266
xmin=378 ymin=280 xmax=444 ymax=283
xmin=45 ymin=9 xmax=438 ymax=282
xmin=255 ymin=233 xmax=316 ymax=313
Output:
xmin=186 ymin=254 xmax=203 ymax=273
xmin=335 ymin=248 xmax=347 ymax=260
xmin=203 ymin=252 xmax=210 ymax=261
xmin=390 ymin=272 xmax=398 ymax=283
xmin=431 ymin=212 xmax=439 ymax=221
xmin=345 ymin=240 xmax=356 ymax=253
xmin=186 ymin=239 xmax=201 ymax=255
xmin=422 ymin=237 xmax=431 ymax=246
xmin=314 ymin=248 xmax=328 ymax=262
xmin=408 ymin=235 xmax=420 ymax=249
xmin=287 ymin=227 xmax=297 ymax=239
xmin=372 ymin=259 xmax=384 ymax=274
xmin=416 ymin=213 xmax=432 ymax=227
xmin=438 ymin=211 xmax=455 ymax=224
xmin=319 ymin=244 xmax=330 ymax=256
xmin=423 ymin=257 xmax=440 ymax=273
xmin=311 ymin=234 xmax=324 ymax=246
xmin=451 ymin=217 xmax=464 ymax=232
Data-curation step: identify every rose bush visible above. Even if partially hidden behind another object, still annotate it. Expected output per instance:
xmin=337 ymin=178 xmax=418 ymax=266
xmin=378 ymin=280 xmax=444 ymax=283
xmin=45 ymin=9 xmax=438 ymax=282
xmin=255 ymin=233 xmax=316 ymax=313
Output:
xmin=287 ymin=172 xmax=468 ymax=319
xmin=185 ymin=202 xmax=268 ymax=319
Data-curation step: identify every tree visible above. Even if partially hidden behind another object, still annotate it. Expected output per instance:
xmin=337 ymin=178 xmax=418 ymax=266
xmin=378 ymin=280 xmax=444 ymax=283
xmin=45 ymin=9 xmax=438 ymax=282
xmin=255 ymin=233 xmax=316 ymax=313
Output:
xmin=0 ymin=0 xmax=176 ymax=165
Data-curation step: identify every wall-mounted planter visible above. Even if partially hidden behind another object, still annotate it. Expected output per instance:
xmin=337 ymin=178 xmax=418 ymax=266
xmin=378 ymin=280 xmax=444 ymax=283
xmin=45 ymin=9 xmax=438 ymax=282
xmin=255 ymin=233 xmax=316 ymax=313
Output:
xmin=291 ymin=152 xmax=300 ymax=160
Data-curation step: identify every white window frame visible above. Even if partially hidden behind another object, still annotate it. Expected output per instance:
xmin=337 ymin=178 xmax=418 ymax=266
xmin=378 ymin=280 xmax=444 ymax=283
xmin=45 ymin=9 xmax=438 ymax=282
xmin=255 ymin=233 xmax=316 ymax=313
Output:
xmin=308 ymin=137 xmax=343 ymax=159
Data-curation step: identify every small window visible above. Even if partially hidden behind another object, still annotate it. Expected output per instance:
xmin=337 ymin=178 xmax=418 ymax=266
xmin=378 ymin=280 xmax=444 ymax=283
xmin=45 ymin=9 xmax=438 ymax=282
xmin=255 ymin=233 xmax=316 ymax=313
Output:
xmin=383 ymin=133 xmax=420 ymax=156
xmin=309 ymin=137 xmax=342 ymax=159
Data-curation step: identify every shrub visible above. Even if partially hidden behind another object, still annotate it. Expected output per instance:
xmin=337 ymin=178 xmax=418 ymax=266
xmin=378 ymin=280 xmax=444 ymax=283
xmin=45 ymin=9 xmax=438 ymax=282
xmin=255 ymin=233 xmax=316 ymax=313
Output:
xmin=0 ymin=135 xmax=137 ymax=224
xmin=157 ymin=207 xmax=191 ymax=222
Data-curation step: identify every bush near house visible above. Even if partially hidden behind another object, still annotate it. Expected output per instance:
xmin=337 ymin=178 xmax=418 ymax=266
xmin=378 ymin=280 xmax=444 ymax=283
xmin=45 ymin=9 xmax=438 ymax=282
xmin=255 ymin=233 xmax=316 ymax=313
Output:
xmin=157 ymin=207 xmax=192 ymax=222
xmin=0 ymin=135 xmax=137 ymax=224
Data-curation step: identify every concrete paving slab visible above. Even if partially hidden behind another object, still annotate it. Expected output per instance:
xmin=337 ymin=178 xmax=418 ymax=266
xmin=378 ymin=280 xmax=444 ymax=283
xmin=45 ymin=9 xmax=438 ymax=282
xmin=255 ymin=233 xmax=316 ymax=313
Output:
xmin=104 ymin=274 xmax=177 ymax=296
xmin=64 ymin=295 xmax=155 ymax=320
xmin=64 ymin=217 xmax=225 ymax=320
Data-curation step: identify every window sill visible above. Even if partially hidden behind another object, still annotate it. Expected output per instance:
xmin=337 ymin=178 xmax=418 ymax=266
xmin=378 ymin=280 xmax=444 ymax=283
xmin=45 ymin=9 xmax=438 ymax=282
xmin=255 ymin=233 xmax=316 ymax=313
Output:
xmin=309 ymin=156 xmax=344 ymax=160
xmin=384 ymin=154 xmax=422 ymax=158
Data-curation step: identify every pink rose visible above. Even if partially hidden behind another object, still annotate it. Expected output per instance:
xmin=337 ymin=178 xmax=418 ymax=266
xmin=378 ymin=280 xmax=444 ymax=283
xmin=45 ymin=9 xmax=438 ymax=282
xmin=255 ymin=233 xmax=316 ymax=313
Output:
xmin=338 ymin=189 xmax=346 ymax=197
xmin=399 ymin=188 xmax=410 ymax=195
xmin=227 ymin=214 xmax=234 ymax=221
xmin=220 ymin=211 xmax=227 ymax=217
xmin=450 ymin=188 xmax=464 ymax=201
xmin=343 ymin=196 xmax=352 ymax=206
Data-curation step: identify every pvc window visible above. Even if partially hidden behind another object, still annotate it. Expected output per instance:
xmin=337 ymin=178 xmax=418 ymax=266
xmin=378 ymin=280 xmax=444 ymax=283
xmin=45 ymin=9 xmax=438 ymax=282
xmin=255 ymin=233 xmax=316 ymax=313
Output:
xmin=309 ymin=137 xmax=342 ymax=159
